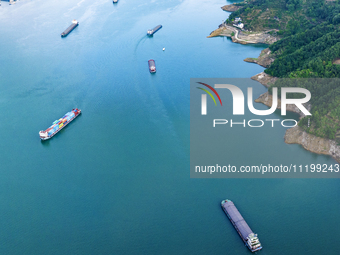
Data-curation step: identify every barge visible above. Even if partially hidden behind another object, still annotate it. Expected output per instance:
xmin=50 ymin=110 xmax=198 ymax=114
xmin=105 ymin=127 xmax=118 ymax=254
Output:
xmin=221 ymin=199 xmax=262 ymax=252
xmin=61 ymin=20 xmax=79 ymax=37
xmin=39 ymin=108 xmax=81 ymax=140
xmin=147 ymin=25 xmax=162 ymax=36
xmin=148 ymin=59 xmax=156 ymax=73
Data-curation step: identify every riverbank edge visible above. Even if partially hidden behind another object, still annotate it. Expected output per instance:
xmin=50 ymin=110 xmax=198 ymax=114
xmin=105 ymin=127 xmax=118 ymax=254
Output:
xmin=221 ymin=4 xmax=242 ymax=12
xmin=207 ymin=24 xmax=278 ymax=45
xmin=207 ymin=5 xmax=278 ymax=45
xmin=251 ymin=71 xmax=340 ymax=163
xmin=210 ymin=4 xmax=340 ymax=162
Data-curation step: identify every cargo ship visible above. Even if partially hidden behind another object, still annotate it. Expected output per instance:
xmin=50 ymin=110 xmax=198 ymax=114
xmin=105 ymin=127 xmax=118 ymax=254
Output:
xmin=39 ymin=108 xmax=81 ymax=140
xmin=148 ymin=59 xmax=156 ymax=73
xmin=61 ymin=20 xmax=79 ymax=37
xmin=221 ymin=199 xmax=262 ymax=252
xmin=147 ymin=25 xmax=162 ymax=36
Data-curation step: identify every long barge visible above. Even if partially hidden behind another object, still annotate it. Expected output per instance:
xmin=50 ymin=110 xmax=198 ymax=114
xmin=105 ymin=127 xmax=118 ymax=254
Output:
xmin=61 ymin=20 xmax=79 ymax=37
xmin=221 ymin=199 xmax=262 ymax=252
xmin=39 ymin=108 xmax=81 ymax=140
xmin=147 ymin=25 xmax=162 ymax=36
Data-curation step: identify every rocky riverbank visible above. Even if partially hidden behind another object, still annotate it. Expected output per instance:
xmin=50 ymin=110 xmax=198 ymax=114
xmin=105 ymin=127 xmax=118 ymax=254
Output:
xmin=221 ymin=4 xmax=242 ymax=12
xmin=208 ymin=3 xmax=278 ymax=45
xmin=244 ymin=48 xmax=275 ymax=68
xmin=253 ymin=77 xmax=340 ymax=162
xmin=250 ymin=57 xmax=340 ymax=162
xmin=209 ymin=3 xmax=340 ymax=162
xmin=285 ymin=126 xmax=340 ymax=163
xmin=207 ymin=25 xmax=278 ymax=45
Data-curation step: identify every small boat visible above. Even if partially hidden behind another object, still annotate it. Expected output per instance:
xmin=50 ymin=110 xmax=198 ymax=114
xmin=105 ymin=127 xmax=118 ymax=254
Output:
xmin=148 ymin=59 xmax=156 ymax=73
xmin=147 ymin=25 xmax=162 ymax=36
xmin=113 ymin=0 xmax=118 ymax=3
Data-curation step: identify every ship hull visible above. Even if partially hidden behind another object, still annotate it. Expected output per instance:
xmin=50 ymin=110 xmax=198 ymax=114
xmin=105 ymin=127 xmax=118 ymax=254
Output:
xmin=147 ymin=25 xmax=162 ymax=36
xmin=40 ymin=109 xmax=81 ymax=140
xmin=221 ymin=200 xmax=262 ymax=252
xmin=61 ymin=22 xmax=79 ymax=37
xmin=148 ymin=59 xmax=156 ymax=73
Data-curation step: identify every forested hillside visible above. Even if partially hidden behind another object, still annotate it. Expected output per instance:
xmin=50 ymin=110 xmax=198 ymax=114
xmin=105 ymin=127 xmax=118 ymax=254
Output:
xmin=228 ymin=0 xmax=340 ymax=35
xmin=232 ymin=0 xmax=340 ymax=141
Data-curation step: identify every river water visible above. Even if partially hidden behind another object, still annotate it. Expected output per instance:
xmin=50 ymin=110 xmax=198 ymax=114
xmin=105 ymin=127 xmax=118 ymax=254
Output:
xmin=0 ymin=0 xmax=339 ymax=254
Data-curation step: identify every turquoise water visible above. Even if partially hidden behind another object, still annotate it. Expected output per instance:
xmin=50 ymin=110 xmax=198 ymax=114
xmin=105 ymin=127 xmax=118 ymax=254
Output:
xmin=0 ymin=0 xmax=339 ymax=254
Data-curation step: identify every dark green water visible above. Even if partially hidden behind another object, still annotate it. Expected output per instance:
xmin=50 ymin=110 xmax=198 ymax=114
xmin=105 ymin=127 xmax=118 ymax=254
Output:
xmin=0 ymin=0 xmax=339 ymax=254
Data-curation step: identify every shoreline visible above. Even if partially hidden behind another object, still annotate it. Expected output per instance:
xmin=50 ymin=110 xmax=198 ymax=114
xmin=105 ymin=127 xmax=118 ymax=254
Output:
xmin=210 ymin=3 xmax=340 ymax=163
xmin=285 ymin=126 xmax=340 ymax=162
xmin=250 ymin=57 xmax=340 ymax=163
xmin=221 ymin=4 xmax=242 ymax=12
xmin=208 ymin=4 xmax=278 ymax=45
xmin=207 ymin=24 xmax=278 ymax=45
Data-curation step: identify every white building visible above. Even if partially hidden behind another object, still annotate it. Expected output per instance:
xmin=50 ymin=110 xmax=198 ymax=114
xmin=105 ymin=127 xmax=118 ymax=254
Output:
xmin=233 ymin=23 xmax=244 ymax=29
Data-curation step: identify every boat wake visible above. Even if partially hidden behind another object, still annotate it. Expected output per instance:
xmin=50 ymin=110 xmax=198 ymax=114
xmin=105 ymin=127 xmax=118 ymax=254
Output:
xmin=134 ymin=34 xmax=149 ymax=54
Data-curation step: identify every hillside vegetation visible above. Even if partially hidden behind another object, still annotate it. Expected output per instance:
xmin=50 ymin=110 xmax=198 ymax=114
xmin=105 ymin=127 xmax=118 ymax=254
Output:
xmin=227 ymin=0 xmax=339 ymax=35
xmin=232 ymin=0 xmax=340 ymax=141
